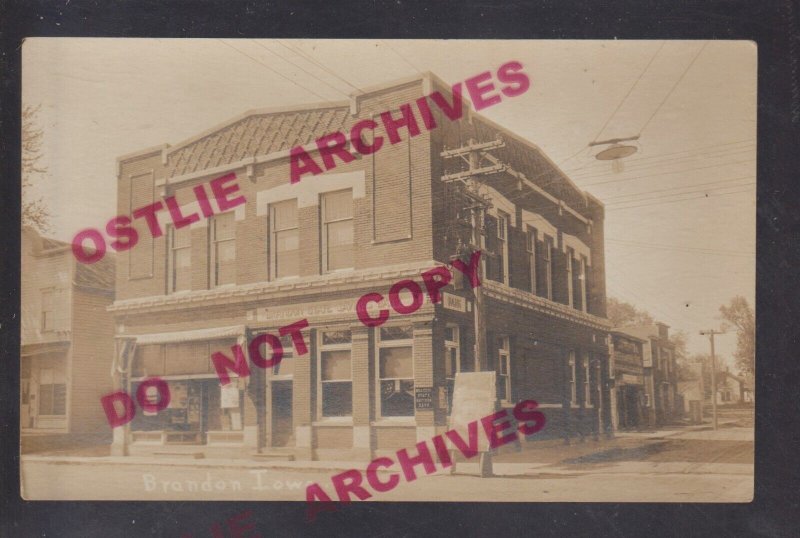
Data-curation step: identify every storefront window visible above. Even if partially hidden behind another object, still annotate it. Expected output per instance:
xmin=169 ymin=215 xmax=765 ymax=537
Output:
xmin=318 ymin=329 xmax=352 ymax=418
xmin=38 ymin=368 xmax=66 ymax=416
xmin=378 ymin=326 xmax=414 ymax=417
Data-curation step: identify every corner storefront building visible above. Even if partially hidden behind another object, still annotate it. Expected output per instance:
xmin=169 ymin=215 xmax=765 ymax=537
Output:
xmin=108 ymin=71 xmax=612 ymax=460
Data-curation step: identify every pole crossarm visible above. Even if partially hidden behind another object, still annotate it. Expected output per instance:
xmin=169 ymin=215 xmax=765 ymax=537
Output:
xmin=440 ymin=140 xmax=591 ymax=227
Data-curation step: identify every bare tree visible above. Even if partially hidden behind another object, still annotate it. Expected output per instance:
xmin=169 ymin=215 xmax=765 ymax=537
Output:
xmin=719 ymin=296 xmax=755 ymax=376
xmin=22 ymin=104 xmax=50 ymax=232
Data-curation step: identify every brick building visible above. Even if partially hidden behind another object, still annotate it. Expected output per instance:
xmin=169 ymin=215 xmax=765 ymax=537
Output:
xmin=108 ymin=72 xmax=611 ymax=460
xmin=609 ymin=329 xmax=648 ymax=430
xmin=20 ymin=227 xmax=115 ymax=452
xmin=615 ymin=323 xmax=678 ymax=426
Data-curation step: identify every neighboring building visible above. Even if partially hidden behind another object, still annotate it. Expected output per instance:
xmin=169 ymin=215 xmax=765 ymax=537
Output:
xmin=715 ymin=369 xmax=748 ymax=405
xmin=609 ymin=330 xmax=648 ymax=430
xmin=677 ymin=359 xmax=705 ymax=423
xmin=109 ymin=71 xmax=610 ymax=460
xmin=615 ymin=322 xmax=678 ymax=426
xmin=20 ymin=227 xmax=115 ymax=452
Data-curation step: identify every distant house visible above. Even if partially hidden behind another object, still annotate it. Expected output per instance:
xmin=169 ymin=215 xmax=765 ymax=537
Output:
xmin=20 ymin=227 xmax=115 ymax=452
xmin=715 ymin=370 xmax=749 ymax=405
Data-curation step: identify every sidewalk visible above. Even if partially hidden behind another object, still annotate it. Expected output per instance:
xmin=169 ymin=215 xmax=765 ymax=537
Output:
xmin=22 ymin=423 xmax=716 ymax=477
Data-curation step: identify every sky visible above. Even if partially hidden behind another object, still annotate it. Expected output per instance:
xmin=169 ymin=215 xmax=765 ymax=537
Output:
xmin=22 ymin=39 xmax=756 ymax=365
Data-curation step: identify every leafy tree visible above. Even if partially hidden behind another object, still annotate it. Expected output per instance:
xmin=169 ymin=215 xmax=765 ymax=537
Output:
xmin=606 ymin=297 xmax=654 ymax=327
xmin=22 ymin=104 xmax=50 ymax=232
xmin=719 ymin=296 xmax=755 ymax=376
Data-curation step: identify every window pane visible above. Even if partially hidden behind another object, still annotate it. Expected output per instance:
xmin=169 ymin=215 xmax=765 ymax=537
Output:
xmin=323 ymin=190 xmax=353 ymax=221
xmin=379 ymin=346 xmax=413 ymax=378
xmin=321 ymin=350 xmax=351 ymax=381
xmin=273 ymin=355 xmax=294 ymax=377
xmin=326 ymin=220 xmax=353 ymax=271
xmin=445 ymin=347 xmax=457 ymax=378
xmin=272 ymin=199 xmax=297 ymax=230
xmin=322 ymin=382 xmax=352 ymax=417
xmin=53 ymin=384 xmax=67 ymax=415
xmin=497 ymin=376 xmax=508 ymax=400
xmin=214 ymin=213 xmax=236 ymax=240
xmin=173 ymin=226 xmax=192 ymax=248
xmin=216 ymin=241 xmax=236 ymax=285
xmin=380 ymin=379 xmax=414 ymax=416
xmin=380 ymin=326 xmax=413 ymax=341
xmin=174 ymin=249 xmax=191 ymax=291
xmin=275 ymin=229 xmax=299 ymax=278
xmin=39 ymin=385 xmax=53 ymax=415
xmin=322 ymin=330 xmax=351 ymax=345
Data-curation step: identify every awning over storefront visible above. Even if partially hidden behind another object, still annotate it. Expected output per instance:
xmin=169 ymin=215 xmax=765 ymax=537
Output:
xmin=121 ymin=325 xmax=246 ymax=345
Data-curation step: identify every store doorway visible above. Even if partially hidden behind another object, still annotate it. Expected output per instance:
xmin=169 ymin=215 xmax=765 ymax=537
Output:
xmin=270 ymin=381 xmax=293 ymax=447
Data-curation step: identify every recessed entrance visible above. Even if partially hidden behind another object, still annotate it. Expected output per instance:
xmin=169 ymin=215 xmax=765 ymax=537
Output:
xmin=271 ymin=380 xmax=293 ymax=447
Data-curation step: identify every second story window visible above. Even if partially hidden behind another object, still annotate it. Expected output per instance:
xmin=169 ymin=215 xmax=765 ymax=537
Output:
xmin=321 ymin=189 xmax=354 ymax=273
xmin=497 ymin=212 xmax=509 ymax=285
xmin=526 ymin=227 xmax=537 ymax=294
xmin=579 ymin=255 xmax=588 ymax=312
xmin=41 ymin=289 xmax=54 ymax=331
xmin=210 ymin=212 xmax=236 ymax=287
xmin=270 ymin=199 xmax=299 ymax=279
xmin=566 ymin=247 xmax=575 ymax=307
xmin=168 ymin=226 xmax=192 ymax=293
xmin=543 ymin=235 xmax=554 ymax=300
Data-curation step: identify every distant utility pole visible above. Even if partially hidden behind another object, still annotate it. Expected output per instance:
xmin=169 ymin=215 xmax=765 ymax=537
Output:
xmin=699 ymin=329 xmax=725 ymax=430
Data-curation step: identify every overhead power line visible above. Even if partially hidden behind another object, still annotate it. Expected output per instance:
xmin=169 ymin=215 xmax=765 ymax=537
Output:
xmin=637 ymin=41 xmax=708 ymax=136
xmin=217 ymin=39 xmax=334 ymax=103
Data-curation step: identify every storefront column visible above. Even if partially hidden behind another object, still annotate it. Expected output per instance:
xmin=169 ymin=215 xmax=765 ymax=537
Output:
xmin=293 ymin=330 xmax=314 ymax=460
xmin=351 ymin=324 xmax=372 ymax=459
xmin=413 ymin=321 xmax=435 ymax=441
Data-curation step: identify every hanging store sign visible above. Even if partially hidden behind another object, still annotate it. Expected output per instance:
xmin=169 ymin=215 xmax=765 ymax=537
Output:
xmin=220 ymin=384 xmax=240 ymax=408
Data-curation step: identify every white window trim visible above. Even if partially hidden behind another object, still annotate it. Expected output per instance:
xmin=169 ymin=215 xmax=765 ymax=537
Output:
xmin=526 ymin=226 xmax=537 ymax=295
xmin=269 ymin=198 xmax=299 ymax=281
xmin=376 ymin=326 xmax=415 ymax=419
xmin=497 ymin=211 xmax=510 ymax=286
xmin=566 ymin=247 xmax=575 ymax=308
xmin=583 ymin=354 xmax=593 ymax=408
xmin=167 ymin=225 xmax=192 ymax=294
xmin=40 ymin=288 xmax=55 ymax=332
xmin=209 ymin=211 xmax=236 ymax=288
xmin=320 ymin=189 xmax=355 ymax=274
xmin=316 ymin=328 xmax=353 ymax=420
xmin=543 ymin=234 xmax=554 ymax=300
xmin=444 ymin=325 xmax=461 ymax=381
xmin=498 ymin=336 xmax=511 ymax=404
xmin=579 ymin=255 xmax=588 ymax=312
xmin=568 ymin=351 xmax=577 ymax=406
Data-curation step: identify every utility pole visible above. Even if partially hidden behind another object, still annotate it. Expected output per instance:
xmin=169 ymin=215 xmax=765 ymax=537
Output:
xmin=699 ymin=329 xmax=725 ymax=430
xmin=442 ymin=137 xmax=502 ymax=372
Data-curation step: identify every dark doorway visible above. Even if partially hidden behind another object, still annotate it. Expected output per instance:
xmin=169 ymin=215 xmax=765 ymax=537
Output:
xmin=271 ymin=381 xmax=293 ymax=447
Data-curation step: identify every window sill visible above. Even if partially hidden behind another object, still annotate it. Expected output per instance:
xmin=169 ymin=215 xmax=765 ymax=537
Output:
xmin=371 ymin=418 xmax=416 ymax=427
xmin=312 ymin=418 xmax=353 ymax=427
